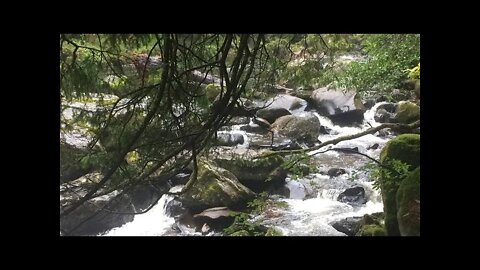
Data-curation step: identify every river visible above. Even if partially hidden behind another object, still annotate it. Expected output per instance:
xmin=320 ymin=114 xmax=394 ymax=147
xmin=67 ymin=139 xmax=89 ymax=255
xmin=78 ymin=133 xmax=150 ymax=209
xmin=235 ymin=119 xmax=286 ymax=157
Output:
xmin=100 ymin=102 xmax=392 ymax=236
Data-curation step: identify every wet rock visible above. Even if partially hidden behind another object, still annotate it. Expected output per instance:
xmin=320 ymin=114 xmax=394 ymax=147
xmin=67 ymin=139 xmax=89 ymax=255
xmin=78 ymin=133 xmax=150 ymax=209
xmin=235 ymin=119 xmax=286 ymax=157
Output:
xmin=327 ymin=168 xmax=347 ymax=177
xmin=310 ymin=87 xmax=366 ymax=126
xmin=337 ymin=186 xmax=367 ymax=205
xmin=396 ymin=167 xmax=420 ymax=236
xmin=391 ymin=89 xmax=409 ymax=102
xmin=374 ymin=108 xmax=394 ymax=123
xmin=271 ymin=113 xmax=321 ymax=145
xmin=376 ymin=96 xmax=387 ymax=102
xmin=380 ymin=134 xmax=420 ymax=236
xmin=214 ymin=155 xmax=287 ymax=192
xmin=240 ymin=124 xmax=269 ymax=134
xmin=271 ymin=140 xmax=303 ymax=151
xmin=392 ymin=101 xmax=420 ymax=124
xmin=256 ymin=108 xmax=291 ymax=124
xmin=261 ymin=94 xmax=308 ymax=114
xmin=201 ymin=223 xmax=211 ymax=235
xmin=60 ymin=193 xmax=135 ymax=236
xmin=319 ymin=125 xmax=332 ymax=135
xmin=127 ymin=182 xmax=165 ymax=212
xmin=170 ymin=173 xmax=190 ymax=186
xmin=377 ymin=103 xmax=396 ymax=113
xmin=253 ymin=117 xmax=272 ymax=129
xmin=376 ymin=130 xmax=390 ymax=137
xmin=356 ymin=224 xmax=386 ymax=236
xmin=363 ymin=99 xmax=376 ymax=110
xmin=165 ymin=199 xmax=187 ymax=218
xmin=367 ymin=143 xmax=380 ymax=150
xmin=178 ymin=159 xmax=255 ymax=212
xmin=331 ymin=216 xmax=362 ymax=236
xmin=215 ymin=133 xmax=245 ymax=146
xmin=193 ymin=207 xmax=235 ymax=231
xmin=176 ymin=211 xmax=197 ymax=231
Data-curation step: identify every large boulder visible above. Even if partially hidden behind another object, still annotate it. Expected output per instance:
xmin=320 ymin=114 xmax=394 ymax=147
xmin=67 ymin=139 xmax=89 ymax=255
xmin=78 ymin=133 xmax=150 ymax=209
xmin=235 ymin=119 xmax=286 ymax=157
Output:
xmin=310 ymin=87 xmax=366 ymax=125
xmin=193 ymin=207 xmax=236 ymax=231
xmin=261 ymin=94 xmax=309 ymax=114
xmin=256 ymin=108 xmax=291 ymax=124
xmin=356 ymin=224 xmax=386 ymax=236
xmin=270 ymin=114 xmax=321 ymax=145
xmin=337 ymin=186 xmax=367 ymax=205
xmin=355 ymin=212 xmax=386 ymax=236
xmin=178 ymin=160 xmax=255 ymax=212
xmin=379 ymin=134 xmax=420 ymax=236
xmin=331 ymin=216 xmax=362 ymax=236
xmin=380 ymin=134 xmax=420 ymax=169
xmin=392 ymin=101 xmax=420 ymax=124
xmin=204 ymin=84 xmax=222 ymax=102
xmin=396 ymin=167 xmax=420 ymax=236
xmin=60 ymin=191 xmax=135 ymax=236
xmin=332 ymin=212 xmax=385 ymax=236
xmin=214 ymin=155 xmax=287 ymax=192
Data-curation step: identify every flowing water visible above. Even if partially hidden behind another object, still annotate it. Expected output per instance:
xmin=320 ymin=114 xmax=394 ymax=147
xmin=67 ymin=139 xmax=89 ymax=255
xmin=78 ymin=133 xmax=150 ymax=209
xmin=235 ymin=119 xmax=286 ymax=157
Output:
xmin=99 ymin=101 xmax=393 ymax=236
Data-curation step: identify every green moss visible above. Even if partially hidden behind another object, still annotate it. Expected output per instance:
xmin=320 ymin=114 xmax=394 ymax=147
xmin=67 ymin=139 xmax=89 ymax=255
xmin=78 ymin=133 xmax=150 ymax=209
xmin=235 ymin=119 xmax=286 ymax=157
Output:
xmin=205 ymin=84 xmax=221 ymax=102
xmin=380 ymin=134 xmax=420 ymax=168
xmin=379 ymin=134 xmax=420 ymax=236
xmin=180 ymin=160 xmax=254 ymax=211
xmin=394 ymin=101 xmax=420 ymax=124
xmin=396 ymin=167 xmax=420 ymax=236
xmin=356 ymin=224 xmax=386 ymax=236
xmin=214 ymin=156 xmax=286 ymax=191
xmin=383 ymin=191 xmax=400 ymax=236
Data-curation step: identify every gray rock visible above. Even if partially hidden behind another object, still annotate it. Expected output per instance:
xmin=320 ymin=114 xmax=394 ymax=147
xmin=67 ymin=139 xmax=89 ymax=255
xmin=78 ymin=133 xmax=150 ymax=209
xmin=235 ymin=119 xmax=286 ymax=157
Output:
xmin=271 ymin=114 xmax=321 ymax=145
xmin=337 ymin=186 xmax=367 ymax=205
xmin=327 ymin=168 xmax=347 ymax=177
xmin=256 ymin=108 xmax=291 ymax=124
xmin=215 ymin=133 xmax=245 ymax=146
xmin=310 ymin=87 xmax=366 ymax=126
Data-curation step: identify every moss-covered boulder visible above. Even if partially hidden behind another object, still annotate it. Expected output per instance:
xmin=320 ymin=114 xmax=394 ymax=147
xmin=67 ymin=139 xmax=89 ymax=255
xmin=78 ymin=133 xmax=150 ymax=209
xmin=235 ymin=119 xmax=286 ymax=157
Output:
xmin=393 ymin=101 xmax=420 ymax=124
xmin=380 ymin=134 xmax=420 ymax=169
xmin=179 ymin=160 xmax=255 ymax=213
xmin=204 ymin=84 xmax=222 ymax=102
xmin=214 ymin=155 xmax=287 ymax=192
xmin=271 ymin=114 xmax=321 ymax=145
xmin=379 ymin=134 xmax=420 ymax=236
xmin=396 ymin=167 xmax=420 ymax=236
xmin=356 ymin=224 xmax=386 ymax=236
